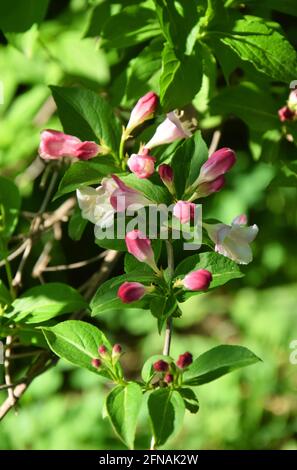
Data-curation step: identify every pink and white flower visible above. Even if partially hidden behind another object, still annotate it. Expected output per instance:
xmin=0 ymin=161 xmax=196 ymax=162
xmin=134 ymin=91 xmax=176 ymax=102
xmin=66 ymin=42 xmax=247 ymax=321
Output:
xmin=183 ymin=269 xmax=212 ymax=291
xmin=118 ymin=281 xmax=147 ymax=303
xmin=127 ymin=152 xmax=155 ymax=179
xmin=204 ymin=215 xmax=259 ymax=264
xmin=145 ymin=112 xmax=192 ymax=149
xmin=39 ymin=130 xmax=100 ymax=160
xmin=126 ymin=92 xmax=158 ymax=133
xmin=173 ymin=201 xmax=196 ymax=224
xmin=125 ymin=229 xmax=159 ymax=272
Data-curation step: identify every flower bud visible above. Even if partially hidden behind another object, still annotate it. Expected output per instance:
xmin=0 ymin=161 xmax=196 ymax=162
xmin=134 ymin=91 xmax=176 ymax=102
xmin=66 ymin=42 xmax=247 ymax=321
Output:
xmin=164 ymin=373 xmax=174 ymax=384
xmin=158 ymin=164 xmax=174 ymax=193
xmin=91 ymin=358 xmax=102 ymax=368
xmin=112 ymin=344 xmax=122 ymax=355
xmin=199 ymin=148 xmax=236 ymax=183
xmin=288 ymin=89 xmax=297 ymax=111
xmin=98 ymin=345 xmax=108 ymax=357
xmin=39 ymin=130 xmax=100 ymax=160
xmin=118 ymin=281 xmax=147 ymax=303
xmin=195 ymin=175 xmax=225 ymax=198
xmin=176 ymin=352 xmax=193 ymax=369
xmin=173 ymin=201 xmax=196 ymax=224
xmin=183 ymin=269 xmax=212 ymax=291
xmin=125 ymin=230 xmax=159 ymax=272
xmin=145 ymin=111 xmax=192 ymax=149
xmin=127 ymin=153 xmax=155 ymax=179
xmin=126 ymin=92 xmax=158 ymax=133
xmin=153 ymin=360 xmax=169 ymax=372
xmin=278 ymin=105 xmax=295 ymax=122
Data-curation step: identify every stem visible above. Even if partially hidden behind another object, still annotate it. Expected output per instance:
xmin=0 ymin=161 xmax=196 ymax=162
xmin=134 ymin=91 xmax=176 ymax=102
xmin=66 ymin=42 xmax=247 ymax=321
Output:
xmin=150 ymin=241 xmax=174 ymax=450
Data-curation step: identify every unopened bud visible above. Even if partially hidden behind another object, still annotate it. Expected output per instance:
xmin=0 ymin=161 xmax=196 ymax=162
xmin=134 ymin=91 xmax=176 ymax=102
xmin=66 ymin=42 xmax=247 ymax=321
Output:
xmin=164 ymin=373 xmax=174 ymax=384
xmin=153 ymin=359 xmax=169 ymax=372
xmin=176 ymin=352 xmax=193 ymax=369
xmin=91 ymin=358 xmax=102 ymax=368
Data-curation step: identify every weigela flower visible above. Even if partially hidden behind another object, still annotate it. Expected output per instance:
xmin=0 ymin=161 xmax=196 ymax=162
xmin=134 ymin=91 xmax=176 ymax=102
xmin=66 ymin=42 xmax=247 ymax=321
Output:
xmin=153 ymin=360 xmax=169 ymax=372
xmin=176 ymin=352 xmax=193 ymax=369
xmin=183 ymin=269 xmax=212 ymax=291
xmin=118 ymin=281 xmax=147 ymax=303
xmin=173 ymin=201 xmax=196 ymax=224
xmin=39 ymin=130 xmax=100 ymax=160
xmin=204 ymin=214 xmax=259 ymax=265
xmin=126 ymin=92 xmax=158 ymax=133
xmin=125 ymin=229 xmax=159 ymax=272
xmin=145 ymin=111 xmax=192 ymax=149
xmin=127 ymin=152 xmax=155 ymax=179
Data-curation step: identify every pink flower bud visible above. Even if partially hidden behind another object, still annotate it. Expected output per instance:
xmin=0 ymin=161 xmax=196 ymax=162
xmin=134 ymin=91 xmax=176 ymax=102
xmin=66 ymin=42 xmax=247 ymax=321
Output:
xmin=278 ymin=106 xmax=295 ymax=122
xmin=164 ymin=373 xmax=174 ymax=384
xmin=288 ymin=90 xmax=297 ymax=110
xmin=158 ymin=164 xmax=174 ymax=184
xmin=39 ymin=130 xmax=100 ymax=160
xmin=125 ymin=230 xmax=158 ymax=272
xmin=145 ymin=111 xmax=192 ymax=149
xmin=112 ymin=344 xmax=122 ymax=355
xmin=98 ymin=345 xmax=108 ymax=357
xmin=173 ymin=201 xmax=196 ymax=224
xmin=110 ymin=175 xmax=151 ymax=211
xmin=127 ymin=153 xmax=155 ymax=179
xmin=183 ymin=269 xmax=212 ymax=291
xmin=126 ymin=92 xmax=158 ymax=132
xmin=195 ymin=175 xmax=225 ymax=198
xmin=199 ymin=148 xmax=236 ymax=183
xmin=118 ymin=281 xmax=147 ymax=303
xmin=91 ymin=358 xmax=102 ymax=368
xmin=176 ymin=352 xmax=193 ymax=369
xmin=153 ymin=360 xmax=169 ymax=372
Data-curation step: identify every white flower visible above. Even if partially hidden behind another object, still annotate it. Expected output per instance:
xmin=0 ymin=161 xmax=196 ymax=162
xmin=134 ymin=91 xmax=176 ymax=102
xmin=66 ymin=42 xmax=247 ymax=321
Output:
xmin=204 ymin=214 xmax=259 ymax=264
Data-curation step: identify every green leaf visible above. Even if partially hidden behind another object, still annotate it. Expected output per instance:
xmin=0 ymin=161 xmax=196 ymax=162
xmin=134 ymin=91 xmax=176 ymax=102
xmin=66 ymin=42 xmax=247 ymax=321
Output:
xmin=210 ymin=82 xmax=279 ymax=132
xmin=178 ymin=388 xmax=199 ymax=414
xmin=90 ymin=271 xmax=157 ymax=316
xmin=68 ymin=207 xmax=88 ymax=241
xmin=0 ymin=176 xmax=21 ymax=240
xmin=160 ymin=43 xmax=203 ymax=111
xmin=216 ymin=16 xmax=297 ymax=82
xmin=54 ymin=157 xmax=119 ymax=199
xmin=120 ymin=173 xmax=171 ymax=204
xmin=150 ymin=294 xmax=178 ymax=333
xmin=171 ymin=132 xmax=208 ymax=198
xmin=0 ymin=0 xmax=49 ymax=33
xmin=42 ymin=320 xmax=111 ymax=376
xmin=174 ymin=252 xmax=244 ymax=301
xmin=124 ymin=239 xmax=162 ymax=273
xmin=101 ymin=6 xmax=160 ymax=48
xmin=10 ymin=283 xmax=88 ymax=324
xmin=106 ymin=382 xmax=143 ymax=449
xmin=84 ymin=1 xmax=111 ymax=37
xmin=50 ymin=86 xmax=121 ymax=156
xmin=184 ymin=345 xmax=261 ymax=386
xmin=141 ymin=354 xmax=173 ymax=382
xmin=148 ymin=388 xmax=185 ymax=447
xmin=125 ymin=39 xmax=162 ymax=102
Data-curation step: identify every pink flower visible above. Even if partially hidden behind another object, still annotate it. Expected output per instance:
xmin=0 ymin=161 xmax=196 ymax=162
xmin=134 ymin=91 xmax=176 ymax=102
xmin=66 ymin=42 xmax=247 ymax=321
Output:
xmin=278 ymin=106 xmax=295 ymax=122
xmin=204 ymin=215 xmax=259 ymax=264
xmin=176 ymin=352 xmax=193 ymax=369
xmin=125 ymin=229 xmax=159 ymax=272
xmin=39 ymin=130 xmax=100 ymax=160
xmin=110 ymin=175 xmax=151 ymax=211
xmin=117 ymin=281 xmax=147 ymax=303
xmin=194 ymin=175 xmax=225 ymax=198
xmin=199 ymin=148 xmax=236 ymax=183
xmin=91 ymin=358 xmax=102 ymax=368
xmin=158 ymin=163 xmax=175 ymax=193
xmin=288 ymin=89 xmax=297 ymax=111
xmin=145 ymin=111 xmax=192 ymax=149
xmin=127 ymin=152 xmax=155 ymax=179
xmin=112 ymin=344 xmax=122 ymax=355
xmin=126 ymin=92 xmax=158 ymax=133
xmin=173 ymin=201 xmax=196 ymax=224
xmin=183 ymin=269 xmax=212 ymax=291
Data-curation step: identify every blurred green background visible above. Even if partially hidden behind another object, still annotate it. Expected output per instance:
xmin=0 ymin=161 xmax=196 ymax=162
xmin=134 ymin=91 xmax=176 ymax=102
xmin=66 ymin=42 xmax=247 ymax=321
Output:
xmin=0 ymin=0 xmax=297 ymax=450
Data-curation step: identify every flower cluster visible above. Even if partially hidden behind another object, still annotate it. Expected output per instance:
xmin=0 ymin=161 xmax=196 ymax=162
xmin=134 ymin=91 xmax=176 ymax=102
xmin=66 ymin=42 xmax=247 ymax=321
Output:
xmin=91 ymin=343 xmax=123 ymax=379
xmin=152 ymin=352 xmax=193 ymax=386
xmin=278 ymin=89 xmax=297 ymax=122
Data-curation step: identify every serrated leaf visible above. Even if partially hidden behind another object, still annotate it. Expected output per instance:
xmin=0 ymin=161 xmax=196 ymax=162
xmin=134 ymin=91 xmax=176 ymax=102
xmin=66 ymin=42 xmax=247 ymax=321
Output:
xmin=148 ymin=388 xmax=185 ymax=447
xmin=101 ymin=6 xmax=160 ymax=48
xmin=183 ymin=345 xmax=261 ymax=386
xmin=42 ymin=320 xmax=111 ymax=376
xmin=10 ymin=283 xmax=88 ymax=324
xmin=106 ymin=382 xmax=143 ymax=449
xmin=218 ymin=16 xmax=297 ymax=82
xmin=51 ymin=86 xmax=121 ymax=156
xmin=178 ymin=388 xmax=199 ymax=414
xmin=54 ymin=157 xmax=119 ymax=199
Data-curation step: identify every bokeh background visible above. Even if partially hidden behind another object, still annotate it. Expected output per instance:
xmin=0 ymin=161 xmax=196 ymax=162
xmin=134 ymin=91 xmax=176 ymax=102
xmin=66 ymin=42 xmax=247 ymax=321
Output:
xmin=0 ymin=0 xmax=297 ymax=449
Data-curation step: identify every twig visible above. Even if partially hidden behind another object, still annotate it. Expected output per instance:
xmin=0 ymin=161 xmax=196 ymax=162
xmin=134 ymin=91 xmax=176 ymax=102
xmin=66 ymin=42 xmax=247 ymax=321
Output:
xmin=44 ymin=251 xmax=108 ymax=272
xmin=208 ymin=129 xmax=222 ymax=156
xmin=0 ymin=352 xmax=57 ymax=421
xmin=3 ymin=336 xmax=16 ymax=411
